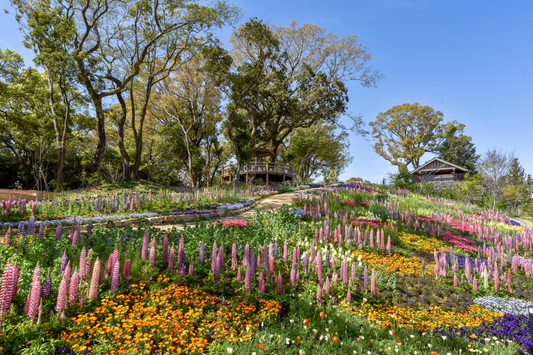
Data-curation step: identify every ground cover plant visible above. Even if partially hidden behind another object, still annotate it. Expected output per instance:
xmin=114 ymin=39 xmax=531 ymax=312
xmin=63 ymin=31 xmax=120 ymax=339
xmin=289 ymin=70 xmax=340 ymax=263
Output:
xmin=1 ymin=182 xmax=533 ymax=354
xmin=0 ymin=186 xmax=278 ymax=227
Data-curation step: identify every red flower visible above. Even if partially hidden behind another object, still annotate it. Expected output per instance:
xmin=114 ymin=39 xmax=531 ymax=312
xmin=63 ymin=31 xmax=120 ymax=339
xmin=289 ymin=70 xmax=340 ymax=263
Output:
xmin=258 ymin=343 xmax=264 ymax=349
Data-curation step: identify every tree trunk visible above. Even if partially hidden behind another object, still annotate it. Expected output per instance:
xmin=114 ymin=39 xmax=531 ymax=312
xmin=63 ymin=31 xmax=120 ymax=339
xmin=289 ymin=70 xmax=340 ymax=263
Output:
xmin=116 ymin=91 xmax=131 ymax=181
xmin=131 ymin=81 xmax=153 ymax=179
xmin=91 ymin=100 xmax=106 ymax=174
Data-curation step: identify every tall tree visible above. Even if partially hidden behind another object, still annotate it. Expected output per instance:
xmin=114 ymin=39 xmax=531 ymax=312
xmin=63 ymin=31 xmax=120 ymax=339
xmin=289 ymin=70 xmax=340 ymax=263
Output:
xmin=14 ymin=0 xmax=240 ymax=176
xmin=230 ymin=20 xmax=378 ymax=161
xmin=508 ymin=157 xmax=526 ymax=186
xmin=369 ymin=102 xmax=465 ymax=170
xmin=478 ymin=148 xmax=512 ymax=210
xmin=13 ymin=2 xmax=83 ymax=188
xmin=150 ymin=52 xmax=224 ymax=187
xmin=438 ymin=134 xmax=479 ymax=173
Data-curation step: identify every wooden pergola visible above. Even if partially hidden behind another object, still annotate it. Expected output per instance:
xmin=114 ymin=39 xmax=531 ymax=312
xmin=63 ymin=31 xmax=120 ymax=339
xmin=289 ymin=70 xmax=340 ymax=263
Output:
xmin=221 ymin=147 xmax=293 ymax=186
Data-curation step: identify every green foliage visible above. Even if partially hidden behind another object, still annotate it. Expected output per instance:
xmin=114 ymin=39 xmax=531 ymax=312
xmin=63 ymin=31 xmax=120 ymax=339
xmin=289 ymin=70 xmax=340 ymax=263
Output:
xmin=369 ymin=201 xmax=389 ymax=222
xmin=369 ymin=102 xmax=465 ymax=169
xmin=438 ymin=134 xmax=479 ymax=173
xmin=387 ymin=166 xmax=413 ymax=190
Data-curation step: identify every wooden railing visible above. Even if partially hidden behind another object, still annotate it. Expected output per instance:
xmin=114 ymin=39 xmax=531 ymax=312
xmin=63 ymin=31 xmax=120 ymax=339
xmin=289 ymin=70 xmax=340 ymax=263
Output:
xmin=222 ymin=162 xmax=294 ymax=178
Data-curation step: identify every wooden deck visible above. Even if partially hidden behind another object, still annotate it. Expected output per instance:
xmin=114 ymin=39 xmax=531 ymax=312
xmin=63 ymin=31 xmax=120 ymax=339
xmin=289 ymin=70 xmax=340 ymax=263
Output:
xmin=222 ymin=162 xmax=293 ymax=185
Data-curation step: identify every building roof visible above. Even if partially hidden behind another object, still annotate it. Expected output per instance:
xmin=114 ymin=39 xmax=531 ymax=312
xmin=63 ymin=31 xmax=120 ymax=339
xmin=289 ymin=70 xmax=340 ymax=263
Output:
xmin=411 ymin=157 xmax=468 ymax=175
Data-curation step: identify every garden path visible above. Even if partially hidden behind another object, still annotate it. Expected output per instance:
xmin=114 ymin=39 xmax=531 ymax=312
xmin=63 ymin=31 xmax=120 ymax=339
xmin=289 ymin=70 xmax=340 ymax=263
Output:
xmin=157 ymin=190 xmax=299 ymax=231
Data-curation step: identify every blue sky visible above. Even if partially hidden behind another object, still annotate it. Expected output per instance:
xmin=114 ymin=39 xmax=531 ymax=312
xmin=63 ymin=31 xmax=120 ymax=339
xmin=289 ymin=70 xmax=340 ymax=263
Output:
xmin=2 ymin=0 xmax=532 ymax=183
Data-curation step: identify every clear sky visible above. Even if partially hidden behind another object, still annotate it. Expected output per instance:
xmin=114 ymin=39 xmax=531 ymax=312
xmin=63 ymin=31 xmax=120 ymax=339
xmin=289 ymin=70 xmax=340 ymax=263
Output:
xmin=2 ymin=0 xmax=532 ymax=184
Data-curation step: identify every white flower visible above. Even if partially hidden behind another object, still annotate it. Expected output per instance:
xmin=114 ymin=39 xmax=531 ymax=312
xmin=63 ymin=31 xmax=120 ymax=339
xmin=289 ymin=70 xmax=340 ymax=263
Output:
xmin=227 ymin=348 xmax=233 ymax=354
xmin=312 ymin=329 xmax=318 ymax=333
xmin=290 ymin=319 xmax=294 ymax=323
xmin=320 ymin=335 xmax=324 ymax=340
xmin=286 ymin=338 xmax=290 ymax=345
xmin=410 ymin=335 xmax=415 ymax=338
xmin=442 ymin=336 xmax=447 ymax=340
xmin=328 ymin=319 xmax=332 ymax=324
xmin=428 ymin=344 xmax=432 ymax=348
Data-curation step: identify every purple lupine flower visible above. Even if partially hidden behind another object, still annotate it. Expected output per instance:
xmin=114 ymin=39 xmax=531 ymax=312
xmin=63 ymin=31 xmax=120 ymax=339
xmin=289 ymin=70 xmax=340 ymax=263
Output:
xmin=110 ymin=261 xmax=120 ymax=294
xmin=199 ymin=242 xmax=205 ymax=265
xmin=28 ymin=263 xmax=41 ymax=322
xmin=55 ymin=225 xmax=63 ymax=241
xmin=37 ymin=224 xmax=44 ymax=239
xmin=60 ymin=252 xmax=68 ymax=275
xmin=250 ymin=250 xmax=256 ymax=280
xmin=316 ymin=285 xmax=322 ymax=304
xmin=69 ymin=269 xmax=80 ymax=305
xmin=87 ymin=220 xmax=93 ymax=235
xmin=89 ymin=258 xmax=101 ymax=300
xmin=316 ymin=253 xmax=323 ymax=285
xmin=259 ymin=273 xmax=266 ymax=293
xmin=123 ymin=259 xmax=131 ymax=279
xmin=303 ymin=254 xmax=308 ymax=273
xmin=274 ymin=240 xmax=279 ymax=260
xmin=211 ymin=242 xmax=217 ymax=272
xmin=141 ymin=230 xmax=149 ymax=260
xmin=276 ymin=272 xmax=283 ymax=295
xmin=178 ymin=245 xmax=185 ymax=271
xmin=168 ymin=244 xmax=175 ymax=273
xmin=243 ymin=243 xmax=250 ymax=266
xmin=218 ymin=245 xmax=225 ymax=268
xmin=262 ymin=246 xmax=268 ymax=270
xmin=162 ymin=235 xmax=169 ymax=261
xmin=236 ymin=267 xmax=242 ymax=282
xmin=149 ymin=237 xmax=156 ymax=267
xmin=292 ymin=247 xmax=297 ymax=268
xmin=245 ymin=265 xmax=251 ymax=291
xmin=364 ymin=267 xmax=368 ymax=289
xmin=42 ymin=268 xmax=52 ymax=299
xmin=371 ymin=269 xmax=376 ymax=296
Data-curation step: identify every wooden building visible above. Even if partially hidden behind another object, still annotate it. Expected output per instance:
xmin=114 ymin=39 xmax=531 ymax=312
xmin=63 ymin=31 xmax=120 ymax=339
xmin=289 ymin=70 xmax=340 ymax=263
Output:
xmin=411 ymin=158 xmax=468 ymax=183
xmin=221 ymin=148 xmax=293 ymax=186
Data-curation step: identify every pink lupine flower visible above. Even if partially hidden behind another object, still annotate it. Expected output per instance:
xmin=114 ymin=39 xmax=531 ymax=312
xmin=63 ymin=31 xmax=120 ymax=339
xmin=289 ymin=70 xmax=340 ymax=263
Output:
xmin=473 ymin=276 xmax=478 ymax=291
xmin=245 ymin=265 xmax=251 ymax=291
xmin=371 ymin=269 xmax=376 ymax=296
xmin=276 ymin=272 xmax=283 ymax=295
xmin=188 ymin=263 xmax=194 ymax=275
xmin=79 ymin=248 xmax=87 ymax=280
xmin=149 ymin=237 xmax=156 ymax=267
xmin=69 ymin=269 xmax=80 ymax=305
xmin=28 ymin=263 xmax=41 ymax=322
xmin=310 ymin=244 xmax=315 ymax=263
xmin=259 ymin=271 xmax=266 ymax=293
xmin=89 ymin=258 xmax=101 ymax=300
xmin=316 ymin=285 xmax=322 ymax=304
xmin=269 ymin=257 xmax=275 ymax=275
xmin=105 ymin=248 xmax=119 ymax=277
xmin=168 ymin=245 xmax=175 ymax=273
xmin=110 ymin=261 xmax=120 ymax=294
xmin=56 ymin=266 xmax=70 ymax=314
xmin=290 ymin=267 xmax=296 ymax=288
xmin=199 ymin=242 xmax=205 ymax=265
xmin=214 ymin=256 xmax=221 ymax=282
xmin=231 ymin=242 xmax=237 ymax=270
xmin=324 ymin=277 xmax=330 ymax=295
xmin=494 ymin=263 xmax=500 ymax=293
xmin=342 ymin=259 xmax=349 ymax=285
xmin=347 ymin=288 xmax=352 ymax=302
xmin=123 ymin=259 xmax=131 ymax=279
xmin=141 ymin=230 xmax=149 ymax=260
xmin=236 ymin=267 xmax=242 ymax=282
xmin=386 ymin=236 xmax=391 ymax=253
xmin=0 ymin=261 xmax=16 ymax=313
xmin=60 ymin=252 xmax=68 ymax=275
xmin=283 ymin=240 xmax=288 ymax=262
xmin=316 ymin=253 xmax=323 ymax=285
xmin=162 ymin=235 xmax=169 ymax=261
xmin=453 ymin=273 xmax=458 ymax=287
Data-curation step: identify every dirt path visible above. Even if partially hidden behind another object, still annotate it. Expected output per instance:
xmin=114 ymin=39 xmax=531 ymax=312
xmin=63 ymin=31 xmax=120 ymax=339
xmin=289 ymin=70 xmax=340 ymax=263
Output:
xmin=158 ymin=191 xmax=298 ymax=231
